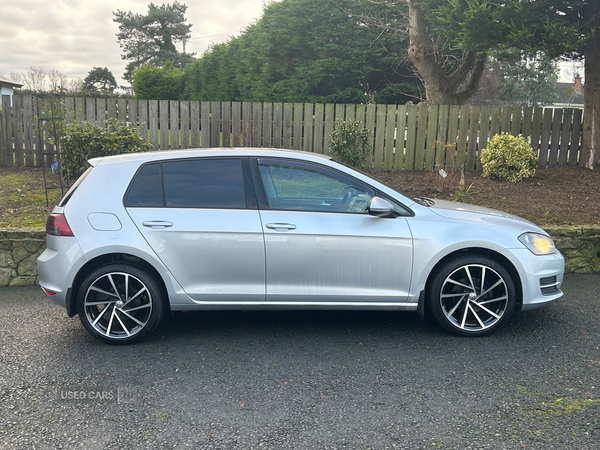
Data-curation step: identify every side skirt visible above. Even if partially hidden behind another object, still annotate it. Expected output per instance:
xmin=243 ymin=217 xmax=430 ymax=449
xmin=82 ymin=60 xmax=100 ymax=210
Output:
xmin=170 ymin=301 xmax=419 ymax=311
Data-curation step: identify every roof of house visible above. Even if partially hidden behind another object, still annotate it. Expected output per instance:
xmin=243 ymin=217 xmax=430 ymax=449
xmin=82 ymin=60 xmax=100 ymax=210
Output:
xmin=556 ymin=82 xmax=584 ymax=106
xmin=0 ymin=76 xmax=24 ymax=88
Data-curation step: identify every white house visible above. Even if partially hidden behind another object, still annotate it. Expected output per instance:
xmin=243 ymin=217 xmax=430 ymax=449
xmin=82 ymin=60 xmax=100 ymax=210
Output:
xmin=0 ymin=76 xmax=24 ymax=101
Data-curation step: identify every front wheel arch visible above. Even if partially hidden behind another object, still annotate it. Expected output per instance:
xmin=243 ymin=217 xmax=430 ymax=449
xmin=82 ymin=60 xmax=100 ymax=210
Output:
xmin=426 ymin=252 xmax=518 ymax=336
xmin=424 ymin=248 xmax=523 ymax=314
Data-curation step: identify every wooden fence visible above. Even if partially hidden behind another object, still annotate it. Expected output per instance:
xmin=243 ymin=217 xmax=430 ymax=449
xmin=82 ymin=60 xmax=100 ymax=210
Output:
xmin=0 ymin=95 xmax=584 ymax=171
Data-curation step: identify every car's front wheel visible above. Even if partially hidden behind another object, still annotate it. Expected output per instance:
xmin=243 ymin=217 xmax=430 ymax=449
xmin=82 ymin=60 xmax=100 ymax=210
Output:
xmin=77 ymin=264 xmax=165 ymax=344
xmin=428 ymin=254 xmax=516 ymax=336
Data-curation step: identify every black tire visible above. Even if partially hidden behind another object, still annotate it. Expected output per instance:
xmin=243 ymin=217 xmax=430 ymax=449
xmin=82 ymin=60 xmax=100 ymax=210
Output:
xmin=77 ymin=263 xmax=165 ymax=344
xmin=427 ymin=254 xmax=516 ymax=337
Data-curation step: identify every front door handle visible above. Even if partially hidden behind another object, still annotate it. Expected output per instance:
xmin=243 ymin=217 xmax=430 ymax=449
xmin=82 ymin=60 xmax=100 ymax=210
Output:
xmin=142 ymin=220 xmax=173 ymax=229
xmin=265 ymin=223 xmax=296 ymax=231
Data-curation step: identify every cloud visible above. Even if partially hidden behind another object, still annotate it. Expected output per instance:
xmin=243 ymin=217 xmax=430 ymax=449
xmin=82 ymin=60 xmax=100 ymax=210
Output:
xmin=0 ymin=0 xmax=268 ymax=84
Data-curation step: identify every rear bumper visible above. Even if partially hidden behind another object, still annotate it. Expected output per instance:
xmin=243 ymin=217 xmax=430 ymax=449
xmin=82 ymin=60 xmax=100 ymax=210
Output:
xmin=37 ymin=235 xmax=84 ymax=310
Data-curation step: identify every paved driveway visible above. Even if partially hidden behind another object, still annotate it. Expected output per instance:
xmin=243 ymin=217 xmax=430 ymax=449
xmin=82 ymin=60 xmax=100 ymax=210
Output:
xmin=1 ymin=274 xmax=599 ymax=449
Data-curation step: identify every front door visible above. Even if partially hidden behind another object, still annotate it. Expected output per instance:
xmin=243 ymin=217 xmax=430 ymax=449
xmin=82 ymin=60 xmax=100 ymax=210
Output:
xmin=255 ymin=159 xmax=413 ymax=303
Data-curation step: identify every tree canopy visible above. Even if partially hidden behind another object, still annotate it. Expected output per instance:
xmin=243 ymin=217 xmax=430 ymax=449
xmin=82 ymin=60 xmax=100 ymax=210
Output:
xmin=133 ymin=62 xmax=184 ymax=100
xmin=114 ymin=1 xmax=194 ymax=83
xmin=82 ymin=67 xmax=118 ymax=94
xmin=181 ymin=0 xmax=419 ymax=104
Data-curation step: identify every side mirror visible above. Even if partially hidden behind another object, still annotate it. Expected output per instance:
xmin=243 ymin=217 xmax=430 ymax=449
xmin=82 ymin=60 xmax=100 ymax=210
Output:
xmin=367 ymin=197 xmax=397 ymax=218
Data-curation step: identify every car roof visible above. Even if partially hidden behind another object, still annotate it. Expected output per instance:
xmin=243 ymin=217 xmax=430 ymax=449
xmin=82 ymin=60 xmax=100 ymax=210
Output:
xmin=88 ymin=148 xmax=331 ymax=167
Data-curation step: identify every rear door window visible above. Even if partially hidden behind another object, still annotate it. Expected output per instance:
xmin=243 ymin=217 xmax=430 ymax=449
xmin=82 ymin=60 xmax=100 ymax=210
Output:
xmin=126 ymin=158 xmax=247 ymax=209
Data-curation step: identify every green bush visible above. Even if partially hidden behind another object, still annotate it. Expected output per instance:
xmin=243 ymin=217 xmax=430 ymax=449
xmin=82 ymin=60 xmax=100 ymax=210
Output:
xmin=60 ymin=119 xmax=153 ymax=178
xmin=480 ymin=132 xmax=537 ymax=182
xmin=328 ymin=119 xmax=371 ymax=169
xmin=133 ymin=62 xmax=185 ymax=100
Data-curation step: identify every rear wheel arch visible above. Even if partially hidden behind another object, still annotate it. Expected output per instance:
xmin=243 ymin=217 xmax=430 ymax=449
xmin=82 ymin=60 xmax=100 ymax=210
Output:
xmin=69 ymin=253 xmax=170 ymax=317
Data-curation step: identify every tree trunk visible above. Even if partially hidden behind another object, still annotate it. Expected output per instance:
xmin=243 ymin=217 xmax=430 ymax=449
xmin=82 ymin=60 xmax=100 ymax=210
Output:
xmin=581 ymin=33 xmax=600 ymax=168
xmin=406 ymin=0 xmax=485 ymax=105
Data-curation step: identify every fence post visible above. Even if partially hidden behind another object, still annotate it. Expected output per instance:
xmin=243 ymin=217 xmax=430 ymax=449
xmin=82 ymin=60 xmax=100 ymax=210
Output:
xmin=549 ymin=109 xmax=562 ymax=168
xmin=13 ymin=95 xmax=23 ymax=166
xmin=190 ymin=101 xmax=199 ymax=148
xmin=1 ymin=95 xmax=13 ymax=166
xmin=570 ymin=109 xmax=583 ymax=166
xmin=171 ymin=100 xmax=180 ymax=150
xmin=394 ymin=105 xmax=407 ymax=171
xmin=149 ymin=100 xmax=159 ymax=150
xmin=221 ymin=102 xmax=230 ymax=148
xmin=323 ymin=103 xmax=335 ymax=154
xmin=201 ymin=101 xmax=211 ymax=148
xmin=558 ymin=109 xmax=573 ymax=167
xmin=23 ymin=95 xmax=34 ymax=166
xmin=212 ymin=101 xmax=221 ymax=148
xmin=252 ymin=102 xmax=261 ymax=147
xmin=384 ymin=104 xmax=397 ymax=171
xmin=373 ymin=104 xmax=387 ymax=170
xmin=312 ymin=103 xmax=324 ymax=154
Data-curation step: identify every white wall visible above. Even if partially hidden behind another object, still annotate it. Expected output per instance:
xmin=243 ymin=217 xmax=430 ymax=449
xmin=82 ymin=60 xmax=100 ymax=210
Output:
xmin=0 ymin=85 xmax=15 ymax=96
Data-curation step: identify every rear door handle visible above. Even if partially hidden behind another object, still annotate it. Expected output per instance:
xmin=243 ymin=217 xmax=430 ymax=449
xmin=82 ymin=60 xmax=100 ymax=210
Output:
xmin=142 ymin=220 xmax=173 ymax=229
xmin=265 ymin=223 xmax=296 ymax=231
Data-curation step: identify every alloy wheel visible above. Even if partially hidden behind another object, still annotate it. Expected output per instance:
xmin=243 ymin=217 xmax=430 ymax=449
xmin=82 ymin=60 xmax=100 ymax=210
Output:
xmin=439 ymin=263 xmax=509 ymax=332
xmin=83 ymin=271 xmax=153 ymax=340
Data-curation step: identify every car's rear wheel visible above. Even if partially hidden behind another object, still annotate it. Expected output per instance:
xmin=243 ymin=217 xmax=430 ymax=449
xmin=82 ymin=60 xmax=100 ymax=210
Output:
xmin=77 ymin=264 xmax=164 ymax=344
xmin=428 ymin=254 xmax=516 ymax=336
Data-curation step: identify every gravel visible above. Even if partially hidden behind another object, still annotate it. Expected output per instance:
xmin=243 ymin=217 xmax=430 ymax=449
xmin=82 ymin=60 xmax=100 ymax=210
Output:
xmin=1 ymin=274 xmax=599 ymax=449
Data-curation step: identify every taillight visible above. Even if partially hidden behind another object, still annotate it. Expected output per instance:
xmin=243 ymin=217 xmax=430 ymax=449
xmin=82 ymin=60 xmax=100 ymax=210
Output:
xmin=46 ymin=213 xmax=74 ymax=236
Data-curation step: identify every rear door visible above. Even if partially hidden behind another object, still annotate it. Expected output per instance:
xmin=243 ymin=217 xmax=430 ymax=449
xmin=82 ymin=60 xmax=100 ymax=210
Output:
xmin=126 ymin=157 xmax=265 ymax=302
xmin=254 ymin=158 xmax=413 ymax=303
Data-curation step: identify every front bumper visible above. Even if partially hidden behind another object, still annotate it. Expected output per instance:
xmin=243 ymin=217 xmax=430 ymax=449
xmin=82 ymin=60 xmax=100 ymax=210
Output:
xmin=503 ymin=248 xmax=565 ymax=311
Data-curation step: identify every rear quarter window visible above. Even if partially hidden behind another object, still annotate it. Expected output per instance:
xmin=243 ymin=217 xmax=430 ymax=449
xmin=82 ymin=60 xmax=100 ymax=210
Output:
xmin=125 ymin=163 xmax=163 ymax=207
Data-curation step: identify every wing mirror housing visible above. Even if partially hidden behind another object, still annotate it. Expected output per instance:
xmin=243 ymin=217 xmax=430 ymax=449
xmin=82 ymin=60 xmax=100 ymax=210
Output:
xmin=367 ymin=197 xmax=399 ymax=218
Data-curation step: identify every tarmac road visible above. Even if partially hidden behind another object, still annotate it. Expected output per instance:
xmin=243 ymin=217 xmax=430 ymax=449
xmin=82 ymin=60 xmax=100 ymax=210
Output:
xmin=1 ymin=274 xmax=599 ymax=449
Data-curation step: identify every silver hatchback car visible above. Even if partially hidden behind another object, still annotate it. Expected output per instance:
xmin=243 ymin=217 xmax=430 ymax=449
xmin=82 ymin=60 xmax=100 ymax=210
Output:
xmin=38 ymin=149 xmax=564 ymax=344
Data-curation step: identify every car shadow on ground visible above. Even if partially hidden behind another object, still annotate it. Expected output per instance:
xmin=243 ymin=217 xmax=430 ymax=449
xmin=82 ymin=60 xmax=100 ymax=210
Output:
xmin=153 ymin=309 xmax=437 ymax=342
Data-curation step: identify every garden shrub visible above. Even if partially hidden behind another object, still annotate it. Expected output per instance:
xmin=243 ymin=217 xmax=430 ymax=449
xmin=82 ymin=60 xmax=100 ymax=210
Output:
xmin=328 ymin=119 xmax=371 ymax=169
xmin=480 ymin=132 xmax=537 ymax=182
xmin=60 ymin=119 xmax=152 ymax=178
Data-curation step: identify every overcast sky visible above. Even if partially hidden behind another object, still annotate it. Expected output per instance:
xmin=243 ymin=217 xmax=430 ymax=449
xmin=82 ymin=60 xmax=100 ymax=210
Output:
xmin=0 ymin=0 xmax=271 ymax=85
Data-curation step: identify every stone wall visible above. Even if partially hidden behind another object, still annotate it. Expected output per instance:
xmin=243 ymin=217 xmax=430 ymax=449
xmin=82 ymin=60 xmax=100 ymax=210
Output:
xmin=0 ymin=228 xmax=46 ymax=287
xmin=544 ymin=226 xmax=600 ymax=274
xmin=1 ymin=226 xmax=599 ymax=287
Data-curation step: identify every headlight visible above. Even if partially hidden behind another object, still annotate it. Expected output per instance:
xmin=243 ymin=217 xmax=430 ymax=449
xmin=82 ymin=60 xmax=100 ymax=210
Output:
xmin=518 ymin=232 xmax=556 ymax=255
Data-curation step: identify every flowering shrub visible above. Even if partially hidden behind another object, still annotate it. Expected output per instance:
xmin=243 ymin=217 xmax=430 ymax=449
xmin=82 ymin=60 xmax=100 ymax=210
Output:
xmin=480 ymin=133 xmax=537 ymax=182
xmin=328 ymin=119 xmax=371 ymax=169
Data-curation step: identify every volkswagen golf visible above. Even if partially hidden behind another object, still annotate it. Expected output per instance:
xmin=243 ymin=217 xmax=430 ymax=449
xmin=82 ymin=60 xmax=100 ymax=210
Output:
xmin=37 ymin=149 xmax=564 ymax=344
